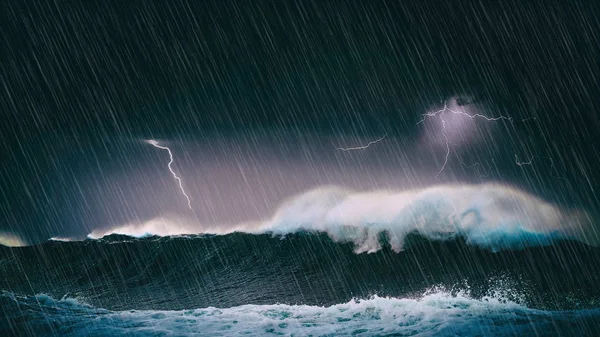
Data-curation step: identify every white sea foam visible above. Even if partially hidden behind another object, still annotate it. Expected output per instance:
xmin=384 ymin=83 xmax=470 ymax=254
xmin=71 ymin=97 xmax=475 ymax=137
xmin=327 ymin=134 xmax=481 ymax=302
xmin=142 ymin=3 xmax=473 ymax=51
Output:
xmin=261 ymin=184 xmax=595 ymax=252
xmin=49 ymin=236 xmax=75 ymax=242
xmin=85 ymin=184 xmax=596 ymax=252
xmin=2 ymin=290 xmax=599 ymax=337
xmin=0 ymin=232 xmax=26 ymax=247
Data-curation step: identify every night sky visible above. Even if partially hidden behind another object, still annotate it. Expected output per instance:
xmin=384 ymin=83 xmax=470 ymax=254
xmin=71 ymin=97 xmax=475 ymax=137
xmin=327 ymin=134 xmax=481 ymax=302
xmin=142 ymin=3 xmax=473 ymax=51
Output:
xmin=1 ymin=0 xmax=599 ymax=244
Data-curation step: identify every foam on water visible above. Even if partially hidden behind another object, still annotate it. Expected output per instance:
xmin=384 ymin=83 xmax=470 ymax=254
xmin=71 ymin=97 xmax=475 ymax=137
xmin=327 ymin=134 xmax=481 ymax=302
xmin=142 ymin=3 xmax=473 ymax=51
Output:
xmin=2 ymin=290 xmax=599 ymax=336
xmin=88 ymin=184 xmax=597 ymax=253
xmin=0 ymin=232 xmax=26 ymax=247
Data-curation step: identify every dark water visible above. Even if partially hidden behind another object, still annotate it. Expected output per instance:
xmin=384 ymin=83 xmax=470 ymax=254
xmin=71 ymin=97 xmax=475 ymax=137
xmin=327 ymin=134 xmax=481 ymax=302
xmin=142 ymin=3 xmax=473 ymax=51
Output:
xmin=1 ymin=232 xmax=600 ymax=336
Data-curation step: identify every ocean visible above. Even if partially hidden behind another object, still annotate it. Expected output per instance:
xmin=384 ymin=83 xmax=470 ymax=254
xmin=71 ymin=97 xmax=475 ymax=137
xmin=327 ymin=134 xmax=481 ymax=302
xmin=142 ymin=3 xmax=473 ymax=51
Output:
xmin=1 ymin=231 xmax=600 ymax=336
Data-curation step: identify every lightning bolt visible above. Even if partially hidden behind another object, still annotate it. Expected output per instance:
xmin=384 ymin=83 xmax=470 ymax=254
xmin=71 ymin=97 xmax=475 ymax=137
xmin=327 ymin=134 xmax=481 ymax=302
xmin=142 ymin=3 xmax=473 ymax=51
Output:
xmin=336 ymin=134 xmax=387 ymax=151
xmin=146 ymin=139 xmax=192 ymax=209
xmin=514 ymin=154 xmax=535 ymax=166
xmin=418 ymin=101 xmax=512 ymax=177
xmin=515 ymin=154 xmax=566 ymax=181
xmin=457 ymin=157 xmax=489 ymax=179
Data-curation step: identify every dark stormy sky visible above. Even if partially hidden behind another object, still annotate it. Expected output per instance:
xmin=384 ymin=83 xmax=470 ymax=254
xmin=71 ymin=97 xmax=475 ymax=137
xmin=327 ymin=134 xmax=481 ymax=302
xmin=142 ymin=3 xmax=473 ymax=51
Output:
xmin=1 ymin=0 xmax=599 ymax=244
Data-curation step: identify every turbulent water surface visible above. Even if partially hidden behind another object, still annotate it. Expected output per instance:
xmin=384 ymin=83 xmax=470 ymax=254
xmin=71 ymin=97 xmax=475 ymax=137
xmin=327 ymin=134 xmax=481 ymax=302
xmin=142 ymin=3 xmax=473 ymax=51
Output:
xmin=1 ymin=231 xmax=600 ymax=336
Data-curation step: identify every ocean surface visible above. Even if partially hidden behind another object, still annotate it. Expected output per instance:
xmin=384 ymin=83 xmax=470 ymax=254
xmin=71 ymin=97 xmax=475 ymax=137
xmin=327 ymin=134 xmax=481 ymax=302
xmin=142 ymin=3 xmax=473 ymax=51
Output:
xmin=1 ymin=231 xmax=600 ymax=336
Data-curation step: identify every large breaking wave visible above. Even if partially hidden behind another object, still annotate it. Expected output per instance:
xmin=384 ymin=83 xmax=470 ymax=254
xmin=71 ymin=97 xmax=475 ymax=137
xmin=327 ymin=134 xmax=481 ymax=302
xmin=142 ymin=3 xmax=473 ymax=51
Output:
xmin=89 ymin=184 xmax=597 ymax=253
xmin=2 ymin=181 xmax=600 ymax=335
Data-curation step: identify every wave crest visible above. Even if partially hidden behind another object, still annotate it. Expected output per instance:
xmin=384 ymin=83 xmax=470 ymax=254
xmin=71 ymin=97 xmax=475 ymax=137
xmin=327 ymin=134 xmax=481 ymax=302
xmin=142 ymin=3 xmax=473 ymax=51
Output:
xmin=265 ymin=184 xmax=594 ymax=252
xmin=0 ymin=233 xmax=26 ymax=247
xmin=86 ymin=184 xmax=596 ymax=253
